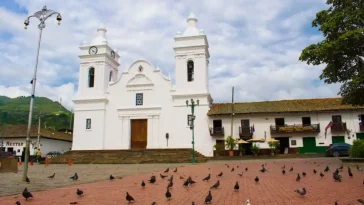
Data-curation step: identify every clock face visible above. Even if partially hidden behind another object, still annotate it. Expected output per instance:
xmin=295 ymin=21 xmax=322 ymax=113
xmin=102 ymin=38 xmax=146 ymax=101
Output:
xmin=111 ymin=51 xmax=115 ymax=59
xmin=89 ymin=46 xmax=98 ymax=55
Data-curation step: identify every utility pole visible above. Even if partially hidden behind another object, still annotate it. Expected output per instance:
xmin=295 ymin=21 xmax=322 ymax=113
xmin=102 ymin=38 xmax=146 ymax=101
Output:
xmin=22 ymin=6 xmax=62 ymax=182
xmin=231 ymin=87 xmax=234 ymax=138
xmin=186 ymin=99 xmax=199 ymax=164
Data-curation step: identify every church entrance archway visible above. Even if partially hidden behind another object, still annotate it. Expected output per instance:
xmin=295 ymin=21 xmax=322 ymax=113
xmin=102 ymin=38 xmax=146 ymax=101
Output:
xmin=131 ymin=119 xmax=148 ymax=149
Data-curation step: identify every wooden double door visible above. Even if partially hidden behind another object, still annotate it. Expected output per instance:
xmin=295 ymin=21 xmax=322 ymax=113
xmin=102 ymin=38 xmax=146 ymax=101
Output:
xmin=131 ymin=119 xmax=148 ymax=149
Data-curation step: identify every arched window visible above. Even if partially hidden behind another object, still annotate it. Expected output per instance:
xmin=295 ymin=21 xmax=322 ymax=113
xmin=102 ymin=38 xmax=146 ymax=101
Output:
xmin=88 ymin=67 xmax=95 ymax=87
xmin=187 ymin=60 xmax=194 ymax=82
xmin=109 ymin=71 xmax=112 ymax=82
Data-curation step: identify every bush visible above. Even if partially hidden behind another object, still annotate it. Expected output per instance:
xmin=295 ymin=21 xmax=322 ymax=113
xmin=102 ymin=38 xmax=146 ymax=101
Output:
xmin=349 ymin=140 xmax=364 ymax=158
xmin=251 ymin=144 xmax=260 ymax=155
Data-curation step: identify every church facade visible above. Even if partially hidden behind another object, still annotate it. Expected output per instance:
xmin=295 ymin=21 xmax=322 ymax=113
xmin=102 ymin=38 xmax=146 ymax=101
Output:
xmin=72 ymin=13 xmax=215 ymax=156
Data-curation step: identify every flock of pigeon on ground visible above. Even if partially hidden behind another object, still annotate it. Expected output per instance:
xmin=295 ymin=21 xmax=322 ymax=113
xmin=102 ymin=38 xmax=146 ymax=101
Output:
xmin=14 ymin=160 xmax=364 ymax=205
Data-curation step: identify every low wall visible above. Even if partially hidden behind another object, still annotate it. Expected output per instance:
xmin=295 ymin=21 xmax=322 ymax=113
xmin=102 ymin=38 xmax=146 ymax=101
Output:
xmin=0 ymin=157 xmax=18 ymax=173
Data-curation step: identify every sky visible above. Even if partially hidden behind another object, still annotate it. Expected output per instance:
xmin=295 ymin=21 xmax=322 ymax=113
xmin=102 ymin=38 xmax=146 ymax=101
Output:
xmin=0 ymin=0 xmax=340 ymax=110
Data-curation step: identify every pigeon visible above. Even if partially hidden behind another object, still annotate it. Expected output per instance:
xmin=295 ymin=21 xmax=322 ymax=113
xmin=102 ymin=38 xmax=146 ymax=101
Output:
xmin=165 ymin=188 xmax=171 ymax=200
xmin=109 ymin=174 xmax=115 ymax=180
xmin=192 ymin=202 xmax=195 ymax=205
xmin=246 ymin=199 xmax=251 ymax=205
xmin=210 ymin=180 xmax=220 ymax=189
xmin=302 ymin=172 xmax=306 ymax=177
xmin=231 ymin=167 xmax=234 ymax=172
xmin=126 ymin=192 xmax=135 ymax=203
xmin=320 ymin=172 xmax=324 ymax=177
xmin=245 ymin=167 xmax=248 ymax=171
xmin=69 ymin=202 xmax=78 ymax=204
xmin=15 ymin=201 xmax=21 ymax=205
xmin=148 ymin=176 xmax=156 ymax=184
xmin=160 ymin=174 xmax=167 ymax=179
xmin=335 ymin=200 xmax=338 ymax=205
xmin=76 ymin=189 xmax=83 ymax=196
xmin=70 ymin=173 xmax=78 ymax=180
xmin=188 ymin=176 xmax=196 ymax=185
xmin=289 ymin=167 xmax=293 ymax=172
xmin=167 ymin=180 xmax=173 ymax=189
xmin=204 ymin=190 xmax=212 ymax=204
xmin=183 ymin=179 xmax=189 ymax=187
xmin=164 ymin=168 xmax=169 ymax=173
xmin=234 ymin=181 xmax=239 ymax=191
xmin=358 ymin=199 xmax=364 ymax=204
xmin=296 ymin=173 xmax=301 ymax=182
xmin=26 ymin=177 xmax=30 ymax=183
xmin=313 ymin=169 xmax=317 ymax=174
xmin=238 ymin=173 xmax=243 ymax=177
xmin=22 ymin=188 xmax=33 ymax=200
xmin=168 ymin=175 xmax=173 ymax=182
xmin=180 ymin=176 xmax=184 ymax=180
xmin=255 ymin=176 xmax=259 ymax=183
xmin=294 ymin=188 xmax=307 ymax=196
xmin=141 ymin=180 xmax=145 ymax=188
xmin=282 ymin=170 xmax=286 ymax=175
xmin=217 ymin=172 xmax=223 ymax=177
xmin=203 ymin=174 xmax=211 ymax=181
xmin=47 ymin=173 xmax=55 ymax=179
xmin=260 ymin=167 xmax=267 ymax=173
xmin=334 ymin=168 xmax=339 ymax=175
xmin=151 ymin=202 xmax=157 ymax=205
xmin=173 ymin=168 xmax=177 ymax=172
xmin=333 ymin=172 xmax=341 ymax=182
xmin=348 ymin=167 xmax=353 ymax=177
xmin=324 ymin=166 xmax=330 ymax=172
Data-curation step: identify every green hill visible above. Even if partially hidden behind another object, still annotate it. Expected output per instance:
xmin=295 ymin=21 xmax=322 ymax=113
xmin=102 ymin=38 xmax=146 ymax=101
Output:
xmin=0 ymin=96 xmax=73 ymax=131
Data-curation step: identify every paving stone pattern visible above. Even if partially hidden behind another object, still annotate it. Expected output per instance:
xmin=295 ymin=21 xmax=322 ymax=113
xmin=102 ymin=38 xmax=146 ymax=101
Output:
xmin=1 ymin=158 xmax=364 ymax=205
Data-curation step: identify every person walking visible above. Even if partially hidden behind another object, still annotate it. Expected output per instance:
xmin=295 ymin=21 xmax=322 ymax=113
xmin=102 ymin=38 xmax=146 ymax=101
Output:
xmin=36 ymin=149 xmax=42 ymax=163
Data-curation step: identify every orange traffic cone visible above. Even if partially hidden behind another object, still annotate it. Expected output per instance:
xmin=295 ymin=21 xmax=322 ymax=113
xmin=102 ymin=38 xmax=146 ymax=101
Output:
xmin=30 ymin=159 xmax=33 ymax=166
xmin=68 ymin=158 xmax=72 ymax=166
xmin=18 ymin=158 xmax=22 ymax=166
xmin=45 ymin=157 xmax=49 ymax=167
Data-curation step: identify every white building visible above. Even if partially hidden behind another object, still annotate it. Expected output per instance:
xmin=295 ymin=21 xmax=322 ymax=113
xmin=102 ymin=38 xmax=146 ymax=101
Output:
xmin=72 ymin=13 xmax=364 ymax=157
xmin=1 ymin=125 xmax=72 ymax=157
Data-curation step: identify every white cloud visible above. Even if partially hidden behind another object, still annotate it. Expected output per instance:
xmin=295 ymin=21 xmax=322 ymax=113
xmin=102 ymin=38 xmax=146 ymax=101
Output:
xmin=0 ymin=0 xmax=338 ymax=110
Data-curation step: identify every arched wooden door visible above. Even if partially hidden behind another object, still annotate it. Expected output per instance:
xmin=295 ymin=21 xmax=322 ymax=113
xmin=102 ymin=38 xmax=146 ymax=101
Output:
xmin=131 ymin=119 xmax=148 ymax=149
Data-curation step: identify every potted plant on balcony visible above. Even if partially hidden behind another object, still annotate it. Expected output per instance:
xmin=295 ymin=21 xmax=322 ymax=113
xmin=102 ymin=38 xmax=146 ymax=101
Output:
xmin=251 ymin=144 xmax=260 ymax=156
xmin=225 ymin=136 xmax=237 ymax=156
xmin=213 ymin=144 xmax=224 ymax=157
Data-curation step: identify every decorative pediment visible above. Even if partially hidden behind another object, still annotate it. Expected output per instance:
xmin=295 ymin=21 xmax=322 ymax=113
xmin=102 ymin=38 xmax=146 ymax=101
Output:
xmin=126 ymin=73 xmax=154 ymax=91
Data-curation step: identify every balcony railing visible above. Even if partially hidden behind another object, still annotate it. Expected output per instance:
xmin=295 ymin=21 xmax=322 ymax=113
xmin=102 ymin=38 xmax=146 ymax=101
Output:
xmin=331 ymin=122 xmax=347 ymax=132
xmin=270 ymin=124 xmax=320 ymax=134
xmin=209 ymin=127 xmax=224 ymax=137
xmin=239 ymin=127 xmax=253 ymax=139
xmin=360 ymin=122 xmax=364 ymax=132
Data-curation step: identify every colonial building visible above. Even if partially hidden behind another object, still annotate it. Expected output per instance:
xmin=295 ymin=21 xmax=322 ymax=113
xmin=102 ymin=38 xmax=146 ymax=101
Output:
xmin=72 ymin=13 xmax=364 ymax=157
xmin=208 ymin=98 xmax=364 ymax=154
xmin=0 ymin=125 xmax=72 ymax=157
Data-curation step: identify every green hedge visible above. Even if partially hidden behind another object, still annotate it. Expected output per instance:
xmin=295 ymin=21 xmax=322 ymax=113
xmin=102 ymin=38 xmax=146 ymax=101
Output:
xmin=349 ymin=140 xmax=364 ymax=158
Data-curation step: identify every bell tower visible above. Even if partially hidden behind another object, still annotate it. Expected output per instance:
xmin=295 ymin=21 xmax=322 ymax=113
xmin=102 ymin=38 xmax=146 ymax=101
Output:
xmin=76 ymin=24 xmax=120 ymax=100
xmin=174 ymin=13 xmax=210 ymax=95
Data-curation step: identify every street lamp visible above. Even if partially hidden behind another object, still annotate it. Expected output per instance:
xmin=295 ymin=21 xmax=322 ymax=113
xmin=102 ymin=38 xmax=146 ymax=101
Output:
xmin=22 ymin=5 xmax=62 ymax=182
xmin=186 ymin=99 xmax=199 ymax=164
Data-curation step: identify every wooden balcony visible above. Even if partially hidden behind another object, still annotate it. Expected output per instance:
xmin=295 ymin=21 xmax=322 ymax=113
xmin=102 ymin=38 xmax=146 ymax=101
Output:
xmin=360 ymin=122 xmax=364 ymax=132
xmin=331 ymin=122 xmax=347 ymax=132
xmin=209 ymin=127 xmax=224 ymax=137
xmin=239 ymin=127 xmax=253 ymax=140
xmin=270 ymin=124 xmax=320 ymax=134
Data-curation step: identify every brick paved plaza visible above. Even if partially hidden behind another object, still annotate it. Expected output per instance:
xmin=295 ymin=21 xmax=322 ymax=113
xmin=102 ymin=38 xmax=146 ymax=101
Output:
xmin=1 ymin=158 xmax=364 ymax=205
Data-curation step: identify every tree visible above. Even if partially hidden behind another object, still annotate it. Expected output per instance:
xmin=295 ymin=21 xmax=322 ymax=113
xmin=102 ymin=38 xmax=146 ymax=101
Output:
xmin=299 ymin=0 xmax=364 ymax=105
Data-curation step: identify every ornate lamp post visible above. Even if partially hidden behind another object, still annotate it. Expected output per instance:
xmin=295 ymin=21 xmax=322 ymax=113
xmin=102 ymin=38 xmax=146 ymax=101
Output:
xmin=186 ymin=99 xmax=199 ymax=164
xmin=22 ymin=6 xmax=62 ymax=182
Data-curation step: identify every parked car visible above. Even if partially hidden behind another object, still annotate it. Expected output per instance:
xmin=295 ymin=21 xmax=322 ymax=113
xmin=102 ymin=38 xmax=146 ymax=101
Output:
xmin=0 ymin=151 xmax=14 ymax=157
xmin=326 ymin=143 xmax=351 ymax=157
xmin=46 ymin=151 xmax=62 ymax=158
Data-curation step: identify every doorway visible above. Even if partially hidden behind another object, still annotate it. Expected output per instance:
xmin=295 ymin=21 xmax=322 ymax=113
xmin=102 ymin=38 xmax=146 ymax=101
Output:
xmin=277 ymin=137 xmax=289 ymax=154
xmin=130 ymin=119 xmax=148 ymax=149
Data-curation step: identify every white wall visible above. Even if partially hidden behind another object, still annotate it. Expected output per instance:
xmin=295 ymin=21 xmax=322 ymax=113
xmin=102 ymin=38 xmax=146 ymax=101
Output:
xmin=209 ymin=110 xmax=364 ymax=150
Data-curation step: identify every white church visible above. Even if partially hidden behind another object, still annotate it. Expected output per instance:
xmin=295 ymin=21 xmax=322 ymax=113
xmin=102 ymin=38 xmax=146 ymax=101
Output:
xmin=72 ymin=13 xmax=215 ymax=156
xmin=72 ymin=13 xmax=364 ymax=157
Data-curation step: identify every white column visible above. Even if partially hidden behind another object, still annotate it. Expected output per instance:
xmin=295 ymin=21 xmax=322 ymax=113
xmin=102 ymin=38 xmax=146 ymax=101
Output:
xmin=153 ymin=115 xmax=160 ymax=148
xmin=122 ymin=117 xmax=130 ymax=149
xmin=119 ymin=116 xmax=124 ymax=148
xmin=147 ymin=116 xmax=153 ymax=149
